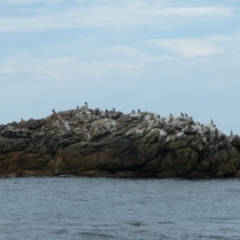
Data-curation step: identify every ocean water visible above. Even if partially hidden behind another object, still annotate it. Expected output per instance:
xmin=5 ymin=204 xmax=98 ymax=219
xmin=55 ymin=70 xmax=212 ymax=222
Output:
xmin=1 ymin=177 xmax=240 ymax=240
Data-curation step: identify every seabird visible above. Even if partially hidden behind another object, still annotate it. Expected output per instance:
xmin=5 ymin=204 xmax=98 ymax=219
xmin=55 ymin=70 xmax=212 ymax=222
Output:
xmin=211 ymin=119 xmax=213 ymax=124
xmin=170 ymin=113 xmax=172 ymax=117
xmin=138 ymin=109 xmax=140 ymax=112
xmin=113 ymin=108 xmax=115 ymax=111
xmin=181 ymin=112 xmax=184 ymax=116
xmin=158 ymin=114 xmax=160 ymax=118
xmin=132 ymin=110 xmax=135 ymax=113
xmin=231 ymin=130 xmax=233 ymax=135
xmin=52 ymin=109 xmax=56 ymax=114
xmin=185 ymin=113 xmax=188 ymax=117
xmin=85 ymin=102 xmax=88 ymax=106
xmin=106 ymin=109 xmax=108 ymax=113
xmin=77 ymin=105 xmax=79 ymax=109
xmin=21 ymin=118 xmax=23 ymax=122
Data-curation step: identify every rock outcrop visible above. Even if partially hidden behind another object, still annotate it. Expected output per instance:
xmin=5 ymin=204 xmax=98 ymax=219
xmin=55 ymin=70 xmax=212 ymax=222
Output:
xmin=0 ymin=106 xmax=240 ymax=178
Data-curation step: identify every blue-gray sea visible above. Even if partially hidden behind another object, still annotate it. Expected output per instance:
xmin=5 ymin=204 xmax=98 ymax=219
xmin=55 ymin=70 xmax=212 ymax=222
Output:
xmin=1 ymin=177 xmax=240 ymax=240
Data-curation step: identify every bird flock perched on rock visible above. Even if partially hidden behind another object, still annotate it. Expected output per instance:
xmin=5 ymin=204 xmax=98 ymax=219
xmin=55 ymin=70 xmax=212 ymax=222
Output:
xmin=51 ymin=103 xmax=194 ymax=121
xmin=50 ymin=102 xmax=219 ymax=129
xmin=49 ymin=103 xmax=237 ymax=137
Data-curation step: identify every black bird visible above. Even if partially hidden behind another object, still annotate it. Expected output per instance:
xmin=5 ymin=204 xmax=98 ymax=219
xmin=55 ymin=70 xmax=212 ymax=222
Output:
xmin=132 ymin=110 xmax=135 ymax=113
xmin=185 ymin=113 xmax=188 ymax=117
xmin=170 ymin=113 xmax=172 ymax=117
xmin=231 ymin=130 xmax=233 ymax=135
xmin=138 ymin=109 xmax=140 ymax=112
xmin=21 ymin=118 xmax=23 ymax=122
xmin=85 ymin=102 xmax=88 ymax=106
xmin=106 ymin=109 xmax=108 ymax=112
xmin=52 ymin=109 xmax=56 ymax=114
xmin=113 ymin=108 xmax=115 ymax=111
xmin=181 ymin=112 xmax=184 ymax=116
xmin=211 ymin=119 xmax=213 ymax=124
xmin=77 ymin=105 xmax=79 ymax=109
xmin=158 ymin=114 xmax=160 ymax=118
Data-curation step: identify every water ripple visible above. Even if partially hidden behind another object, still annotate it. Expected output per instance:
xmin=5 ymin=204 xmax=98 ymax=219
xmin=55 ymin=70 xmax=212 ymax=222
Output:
xmin=0 ymin=177 xmax=240 ymax=239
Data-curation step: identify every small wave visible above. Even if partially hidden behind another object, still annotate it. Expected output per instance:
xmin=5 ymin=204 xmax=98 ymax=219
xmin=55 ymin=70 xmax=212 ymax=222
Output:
xmin=194 ymin=233 xmax=240 ymax=240
xmin=126 ymin=221 xmax=145 ymax=227
xmin=79 ymin=232 xmax=116 ymax=239
xmin=157 ymin=221 xmax=174 ymax=224
xmin=51 ymin=229 xmax=68 ymax=235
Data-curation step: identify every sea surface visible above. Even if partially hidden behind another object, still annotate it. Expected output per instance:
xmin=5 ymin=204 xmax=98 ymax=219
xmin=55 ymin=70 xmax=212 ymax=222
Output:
xmin=1 ymin=177 xmax=240 ymax=240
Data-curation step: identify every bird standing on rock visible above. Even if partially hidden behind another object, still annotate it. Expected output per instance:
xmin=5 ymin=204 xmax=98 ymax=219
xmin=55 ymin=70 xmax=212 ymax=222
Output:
xmin=132 ymin=110 xmax=135 ymax=113
xmin=77 ymin=105 xmax=79 ymax=109
xmin=181 ymin=112 xmax=184 ymax=116
xmin=85 ymin=102 xmax=88 ymax=106
xmin=185 ymin=113 xmax=188 ymax=117
xmin=113 ymin=108 xmax=115 ymax=111
xmin=138 ymin=109 xmax=140 ymax=112
xmin=52 ymin=109 xmax=56 ymax=114
xmin=231 ymin=130 xmax=233 ymax=135
xmin=106 ymin=109 xmax=108 ymax=113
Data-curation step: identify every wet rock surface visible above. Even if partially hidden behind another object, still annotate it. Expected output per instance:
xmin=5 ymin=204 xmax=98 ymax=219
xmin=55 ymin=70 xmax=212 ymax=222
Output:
xmin=0 ymin=106 xmax=239 ymax=178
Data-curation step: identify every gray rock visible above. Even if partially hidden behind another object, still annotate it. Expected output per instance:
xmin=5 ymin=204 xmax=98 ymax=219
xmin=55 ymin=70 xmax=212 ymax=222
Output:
xmin=0 ymin=107 xmax=239 ymax=178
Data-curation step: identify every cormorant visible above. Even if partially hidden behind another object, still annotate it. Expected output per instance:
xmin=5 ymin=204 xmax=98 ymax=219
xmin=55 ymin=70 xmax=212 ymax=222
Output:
xmin=77 ymin=105 xmax=79 ymax=109
xmin=181 ymin=112 xmax=184 ymax=116
xmin=158 ymin=114 xmax=160 ymax=118
xmin=132 ymin=110 xmax=135 ymax=113
xmin=185 ymin=113 xmax=188 ymax=117
xmin=21 ymin=118 xmax=23 ymax=122
xmin=85 ymin=102 xmax=88 ymax=106
xmin=170 ymin=113 xmax=172 ymax=117
xmin=106 ymin=109 xmax=108 ymax=112
xmin=211 ymin=119 xmax=213 ymax=124
xmin=113 ymin=108 xmax=115 ymax=111
xmin=231 ymin=130 xmax=233 ymax=135
xmin=138 ymin=109 xmax=140 ymax=112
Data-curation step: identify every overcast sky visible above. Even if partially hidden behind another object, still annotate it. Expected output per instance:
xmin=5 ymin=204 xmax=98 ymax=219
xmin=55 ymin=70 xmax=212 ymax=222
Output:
xmin=0 ymin=0 xmax=240 ymax=135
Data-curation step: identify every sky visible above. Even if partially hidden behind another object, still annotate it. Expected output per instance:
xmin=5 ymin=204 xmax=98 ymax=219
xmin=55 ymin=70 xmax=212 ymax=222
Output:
xmin=0 ymin=0 xmax=240 ymax=135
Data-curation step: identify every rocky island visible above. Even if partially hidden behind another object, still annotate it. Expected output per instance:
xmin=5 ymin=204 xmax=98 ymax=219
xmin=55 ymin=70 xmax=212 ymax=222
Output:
xmin=0 ymin=105 xmax=240 ymax=178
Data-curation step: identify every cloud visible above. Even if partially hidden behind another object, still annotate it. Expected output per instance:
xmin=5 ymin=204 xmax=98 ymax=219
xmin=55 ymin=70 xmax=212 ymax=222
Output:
xmin=0 ymin=53 xmax=144 ymax=85
xmin=206 ymin=34 xmax=240 ymax=51
xmin=147 ymin=33 xmax=240 ymax=58
xmin=148 ymin=38 xmax=225 ymax=57
xmin=105 ymin=46 xmax=142 ymax=57
xmin=1 ymin=0 xmax=65 ymax=4
xmin=0 ymin=2 xmax=234 ymax=32
xmin=156 ymin=6 xmax=232 ymax=17
xmin=1 ymin=0 xmax=36 ymax=4
xmin=1 ymin=34 xmax=239 ymax=84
